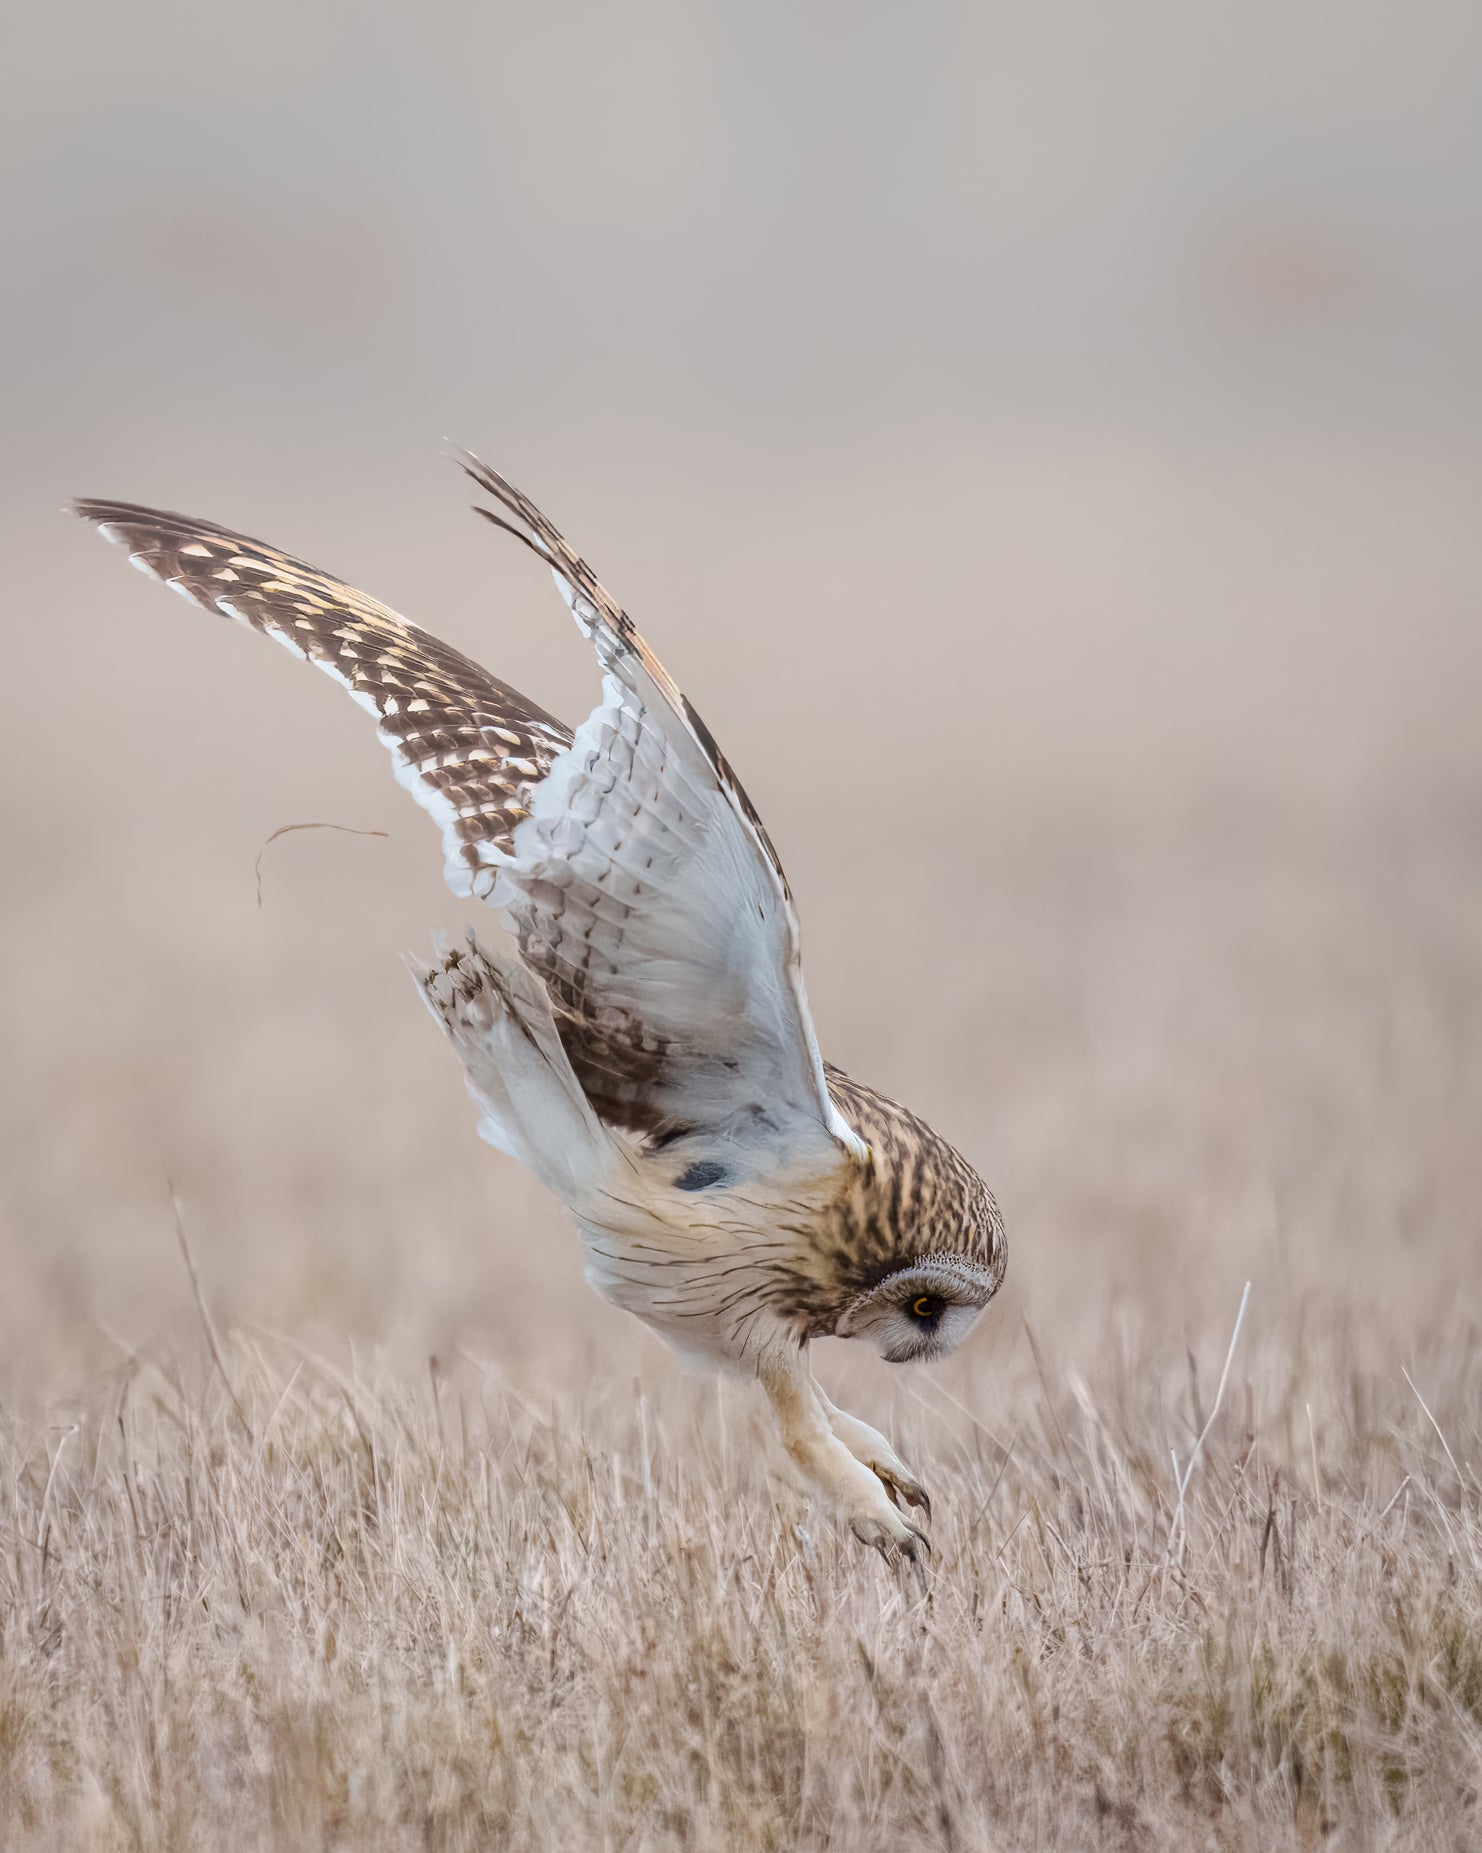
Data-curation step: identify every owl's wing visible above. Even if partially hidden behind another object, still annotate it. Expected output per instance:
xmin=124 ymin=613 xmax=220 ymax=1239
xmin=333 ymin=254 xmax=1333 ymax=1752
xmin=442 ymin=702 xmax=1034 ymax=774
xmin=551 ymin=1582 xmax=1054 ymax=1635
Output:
xmin=71 ymin=467 xmax=864 ymax=1170
xmin=66 ymin=498 xmax=573 ymax=889
xmin=455 ymin=455 xmax=866 ymax=1162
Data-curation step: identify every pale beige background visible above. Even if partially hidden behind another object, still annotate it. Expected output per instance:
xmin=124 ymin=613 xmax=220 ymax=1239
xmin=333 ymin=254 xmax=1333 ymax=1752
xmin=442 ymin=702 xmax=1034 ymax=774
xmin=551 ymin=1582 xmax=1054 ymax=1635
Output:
xmin=2 ymin=1 xmax=1479 ymax=1403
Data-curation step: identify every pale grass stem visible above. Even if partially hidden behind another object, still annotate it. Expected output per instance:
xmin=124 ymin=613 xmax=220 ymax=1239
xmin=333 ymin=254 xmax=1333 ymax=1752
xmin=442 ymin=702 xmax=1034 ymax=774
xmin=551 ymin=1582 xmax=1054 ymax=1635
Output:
xmin=1170 ymin=1280 xmax=1251 ymax=1562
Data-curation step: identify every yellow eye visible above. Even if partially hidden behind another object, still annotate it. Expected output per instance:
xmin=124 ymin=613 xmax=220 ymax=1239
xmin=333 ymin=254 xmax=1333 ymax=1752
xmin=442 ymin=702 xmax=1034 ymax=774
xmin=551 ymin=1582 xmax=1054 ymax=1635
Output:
xmin=912 ymin=1295 xmax=938 ymax=1319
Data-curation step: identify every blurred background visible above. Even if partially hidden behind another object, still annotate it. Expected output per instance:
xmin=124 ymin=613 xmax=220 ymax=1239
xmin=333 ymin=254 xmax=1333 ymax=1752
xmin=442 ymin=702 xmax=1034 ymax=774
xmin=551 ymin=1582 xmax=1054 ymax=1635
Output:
xmin=2 ymin=1 xmax=1479 ymax=1402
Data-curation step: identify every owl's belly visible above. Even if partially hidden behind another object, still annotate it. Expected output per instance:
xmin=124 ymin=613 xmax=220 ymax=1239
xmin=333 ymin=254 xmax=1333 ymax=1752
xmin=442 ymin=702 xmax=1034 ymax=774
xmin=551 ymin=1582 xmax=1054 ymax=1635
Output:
xmin=573 ymin=1211 xmax=792 ymax=1368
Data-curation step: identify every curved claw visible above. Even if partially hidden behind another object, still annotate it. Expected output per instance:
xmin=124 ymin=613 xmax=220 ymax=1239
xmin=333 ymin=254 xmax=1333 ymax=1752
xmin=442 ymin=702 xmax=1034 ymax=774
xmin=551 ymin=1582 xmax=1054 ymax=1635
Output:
xmin=875 ymin=1466 xmax=932 ymax=1523
xmin=851 ymin=1512 xmax=932 ymax=1574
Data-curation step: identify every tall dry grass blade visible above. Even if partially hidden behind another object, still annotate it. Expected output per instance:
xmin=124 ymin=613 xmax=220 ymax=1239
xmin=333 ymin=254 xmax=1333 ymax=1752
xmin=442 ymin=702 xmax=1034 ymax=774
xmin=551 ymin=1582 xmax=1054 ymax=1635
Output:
xmin=1171 ymin=1280 xmax=1251 ymax=1561
xmin=1402 ymin=1366 xmax=1481 ymax=1573
xmin=167 ymin=1180 xmax=252 ymax=1441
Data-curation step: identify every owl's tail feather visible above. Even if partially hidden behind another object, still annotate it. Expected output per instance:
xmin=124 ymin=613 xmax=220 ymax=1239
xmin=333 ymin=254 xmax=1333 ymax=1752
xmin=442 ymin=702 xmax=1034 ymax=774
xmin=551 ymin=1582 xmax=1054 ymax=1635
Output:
xmin=413 ymin=930 xmax=618 ymax=1208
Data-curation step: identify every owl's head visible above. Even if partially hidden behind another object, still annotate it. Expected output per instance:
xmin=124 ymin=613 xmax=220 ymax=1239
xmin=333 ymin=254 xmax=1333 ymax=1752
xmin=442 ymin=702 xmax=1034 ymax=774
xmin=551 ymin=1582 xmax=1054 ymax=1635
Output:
xmin=835 ymin=1254 xmax=1001 ymax=1364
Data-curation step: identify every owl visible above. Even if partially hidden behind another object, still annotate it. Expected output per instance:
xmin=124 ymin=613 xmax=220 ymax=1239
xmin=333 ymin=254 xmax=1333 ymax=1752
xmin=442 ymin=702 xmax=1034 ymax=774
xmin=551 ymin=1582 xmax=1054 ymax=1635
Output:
xmin=71 ymin=457 xmax=1005 ymax=1567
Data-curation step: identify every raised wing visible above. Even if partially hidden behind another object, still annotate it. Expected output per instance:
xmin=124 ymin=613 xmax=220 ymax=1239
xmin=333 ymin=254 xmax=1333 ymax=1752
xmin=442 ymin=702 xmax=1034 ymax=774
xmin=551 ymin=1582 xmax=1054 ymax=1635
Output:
xmin=66 ymin=499 xmax=571 ymax=890
xmin=70 ymin=466 xmax=865 ymax=1167
xmin=457 ymin=457 xmax=865 ymax=1163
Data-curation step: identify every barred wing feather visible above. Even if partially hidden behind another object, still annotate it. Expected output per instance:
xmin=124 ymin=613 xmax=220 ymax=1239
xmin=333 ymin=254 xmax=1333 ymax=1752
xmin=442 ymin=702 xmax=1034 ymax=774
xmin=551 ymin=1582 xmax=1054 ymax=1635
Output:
xmin=66 ymin=499 xmax=570 ymax=890
xmin=71 ymin=467 xmax=864 ymax=1168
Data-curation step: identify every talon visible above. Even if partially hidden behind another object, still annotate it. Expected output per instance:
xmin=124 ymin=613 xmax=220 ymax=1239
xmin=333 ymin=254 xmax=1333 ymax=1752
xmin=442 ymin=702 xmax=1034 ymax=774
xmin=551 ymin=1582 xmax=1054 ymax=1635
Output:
xmin=850 ymin=1511 xmax=931 ymax=1574
xmin=873 ymin=1464 xmax=932 ymax=1523
xmin=895 ymin=1479 xmax=931 ymax=1522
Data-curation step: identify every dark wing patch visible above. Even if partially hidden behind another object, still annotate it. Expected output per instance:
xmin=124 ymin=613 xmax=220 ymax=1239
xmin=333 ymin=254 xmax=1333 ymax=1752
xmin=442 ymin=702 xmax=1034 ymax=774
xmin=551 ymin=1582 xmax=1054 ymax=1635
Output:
xmin=68 ymin=499 xmax=573 ymax=888
xmin=675 ymin=1161 xmax=730 ymax=1192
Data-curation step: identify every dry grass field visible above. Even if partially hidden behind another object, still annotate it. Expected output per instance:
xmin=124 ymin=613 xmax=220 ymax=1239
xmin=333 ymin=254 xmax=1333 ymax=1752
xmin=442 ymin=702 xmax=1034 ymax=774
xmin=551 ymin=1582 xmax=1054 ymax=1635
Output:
xmin=2 ymin=1275 xmax=1480 ymax=1852
xmin=4 ymin=1257 xmax=1482 ymax=1853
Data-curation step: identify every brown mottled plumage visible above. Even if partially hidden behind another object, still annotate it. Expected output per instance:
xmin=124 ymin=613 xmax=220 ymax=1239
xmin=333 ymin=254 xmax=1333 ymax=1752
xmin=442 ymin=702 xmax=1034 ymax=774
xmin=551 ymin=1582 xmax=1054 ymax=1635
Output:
xmin=795 ymin=1065 xmax=1006 ymax=1330
xmin=70 ymin=458 xmax=1005 ymax=1569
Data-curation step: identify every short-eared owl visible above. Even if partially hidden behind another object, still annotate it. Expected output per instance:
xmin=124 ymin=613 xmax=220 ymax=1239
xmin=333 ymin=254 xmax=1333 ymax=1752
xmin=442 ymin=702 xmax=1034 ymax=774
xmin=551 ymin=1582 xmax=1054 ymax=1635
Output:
xmin=71 ymin=459 xmax=1005 ymax=1565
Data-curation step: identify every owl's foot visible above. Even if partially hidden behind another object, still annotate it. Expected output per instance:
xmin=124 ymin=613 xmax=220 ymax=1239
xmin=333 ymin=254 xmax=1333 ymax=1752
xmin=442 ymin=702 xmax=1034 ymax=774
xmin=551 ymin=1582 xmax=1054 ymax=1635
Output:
xmin=820 ymin=1395 xmax=932 ymax=1521
xmin=758 ymin=1351 xmax=933 ymax=1581
xmin=851 ymin=1506 xmax=930 ymax=1566
xmin=851 ymin=1505 xmax=931 ymax=1599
